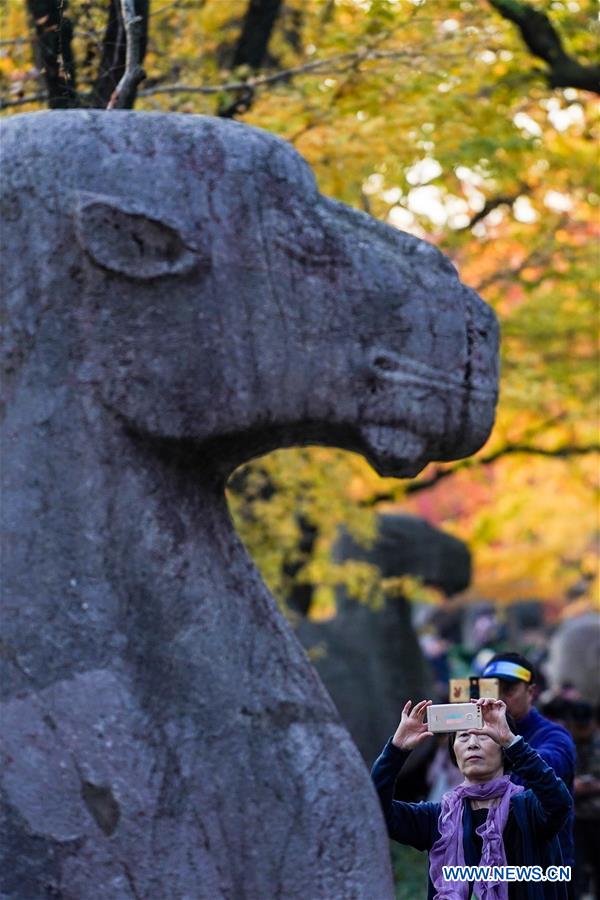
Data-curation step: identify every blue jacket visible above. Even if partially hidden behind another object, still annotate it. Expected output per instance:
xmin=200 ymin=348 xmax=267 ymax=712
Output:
xmin=512 ymin=707 xmax=575 ymax=867
xmin=371 ymin=736 xmax=572 ymax=899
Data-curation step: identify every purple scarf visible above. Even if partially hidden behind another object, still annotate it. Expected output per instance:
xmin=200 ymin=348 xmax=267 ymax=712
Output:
xmin=428 ymin=776 xmax=524 ymax=900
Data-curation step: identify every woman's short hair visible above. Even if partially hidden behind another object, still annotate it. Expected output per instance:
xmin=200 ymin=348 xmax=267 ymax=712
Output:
xmin=447 ymin=712 xmax=518 ymax=770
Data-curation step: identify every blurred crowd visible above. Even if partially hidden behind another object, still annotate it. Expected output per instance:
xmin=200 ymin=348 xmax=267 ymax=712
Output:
xmin=408 ymin=606 xmax=600 ymax=899
xmin=541 ymin=692 xmax=600 ymax=900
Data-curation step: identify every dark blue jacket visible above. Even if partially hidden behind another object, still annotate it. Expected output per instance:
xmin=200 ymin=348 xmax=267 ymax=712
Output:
xmin=371 ymin=736 xmax=572 ymax=899
xmin=512 ymin=707 xmax=575 ymax=867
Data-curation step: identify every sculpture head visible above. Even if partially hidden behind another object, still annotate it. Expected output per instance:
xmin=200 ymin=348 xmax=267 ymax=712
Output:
xmin=1 ymin=111 xmax=498 ymax=478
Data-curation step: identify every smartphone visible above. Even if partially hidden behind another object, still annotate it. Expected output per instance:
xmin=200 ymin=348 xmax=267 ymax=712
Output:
xmin=426 ymin=702 xmax=483 ymax=733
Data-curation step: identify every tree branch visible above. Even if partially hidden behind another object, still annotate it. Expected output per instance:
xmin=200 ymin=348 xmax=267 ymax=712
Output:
xmin=89 ymin=0 xmax=148 ymax=109
xmin=107 ymin=0 xmax=147 ymax=109
xmin=362 ymin=439 xmax=600 ymax=504
xmin=135 ymin=46 xmax=425 ymax=100
xmin=472 ymin=222 xmax=565 ymax=293
xmin=0 ymin=36 xmax=31 ymax=47
xmin=0 ymin=92 xmax=48 ymax=110
xmin=489 ymin=0 xmax=600 ymax=94
xmin=3 ymin=43 xmax=468 ymax=111
xmin=458 ymin=193 xmax=519 ymax=231
xmin=26 ymin=0 xmax=79 ymax=108
xmin=484 ymin=442 xmax=600 ymax=460
xmin=232 ymin=0 xmax=283 ymax=69
xmin=218 ymin=0 xmax=283 ymax=118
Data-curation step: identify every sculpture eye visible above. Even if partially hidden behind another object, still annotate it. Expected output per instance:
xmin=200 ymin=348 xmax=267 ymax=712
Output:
xmin=75 ymin=192 xmax=206 ymax=280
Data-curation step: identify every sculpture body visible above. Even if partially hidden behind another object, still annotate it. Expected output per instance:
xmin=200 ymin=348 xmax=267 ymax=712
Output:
xmin=0 ymin=111 xmax=499 ymax=899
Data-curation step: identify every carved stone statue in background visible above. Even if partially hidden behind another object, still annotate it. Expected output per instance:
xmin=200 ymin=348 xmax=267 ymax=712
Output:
xmin=545 ymin=613 xmax=600 ymax=705
xmin=0 ymin=111 xmax=499 ymax=899
xmin=297 ymin=514 xmax=472 ymax=766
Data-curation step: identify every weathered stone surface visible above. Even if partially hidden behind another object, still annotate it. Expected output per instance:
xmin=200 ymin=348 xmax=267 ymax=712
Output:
xmin=297 ymin=515 xmax=471 ymax=765
xmin=545 ymin=613 xmax=600 ymax=704
xmin=0 ymin=110 xmax=499 ymax=899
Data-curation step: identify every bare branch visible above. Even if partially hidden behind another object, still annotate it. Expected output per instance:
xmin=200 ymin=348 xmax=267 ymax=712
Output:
xmin=458 ymin=194 xmax=519 ymax=231
xmin=0 ymin=92 xmax=48 ymax=110
xmin=4 ymin=41 xmax=478 ymax=112
xmin=489 ymin=0 xmax=600 ymax=94
xmin=0 ymin=45 xmax=444 ymax=112
xmin=106 ymin=0 xmax=146 ymax=109
xmin=137 ymin=46 xmax=428 ymax=100
xmin=472 ymin=220 xmax=567 ymax=293
xmin=0 ymin=36 xmax=31 ymax=47
xmin=404 ymin=441 xmax=600 ymax=494
xmin=150 ymin=0 xmax=193 ymax=16
xmin=89 ymin=0 xmax=148 ymax=109
xmin=361 ymin=426 xmax=598 ymax=504
xmin=486 ymin=443 xmax=600 ymax=461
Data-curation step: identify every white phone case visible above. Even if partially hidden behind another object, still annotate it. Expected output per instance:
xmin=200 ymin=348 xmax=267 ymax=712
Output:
xmin=426 ymin=702 xmax=483 ymax=733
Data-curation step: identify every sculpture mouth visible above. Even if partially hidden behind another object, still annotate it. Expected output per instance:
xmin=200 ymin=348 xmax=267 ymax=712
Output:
xmin=358 ymin=425 xmax=428 ymax=478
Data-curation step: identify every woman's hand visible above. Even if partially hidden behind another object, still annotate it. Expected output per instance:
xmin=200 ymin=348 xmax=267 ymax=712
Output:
xmin=392 ymin=699 xmax=434 ymax=750
xmin=467 ymin=698 xmax=516 ymax=747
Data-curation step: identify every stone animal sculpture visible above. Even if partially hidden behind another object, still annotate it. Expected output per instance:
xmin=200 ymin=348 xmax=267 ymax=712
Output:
xmin=0 ymin=111 xmax=499 ymax=899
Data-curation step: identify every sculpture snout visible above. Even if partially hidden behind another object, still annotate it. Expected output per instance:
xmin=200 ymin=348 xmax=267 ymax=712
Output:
xmin=358 ymin=284 xmax=499 ymax=478
xmin=366 ymin=347 xmax=497 ymax=401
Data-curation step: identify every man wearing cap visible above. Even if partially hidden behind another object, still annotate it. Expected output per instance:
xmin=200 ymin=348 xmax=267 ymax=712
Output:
xmin=481 ymin=652 xmax=576 ymax=882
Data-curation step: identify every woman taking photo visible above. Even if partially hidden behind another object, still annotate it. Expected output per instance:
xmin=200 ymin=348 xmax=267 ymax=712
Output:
xmin=371 ymin=698 xmax=572 ymax=899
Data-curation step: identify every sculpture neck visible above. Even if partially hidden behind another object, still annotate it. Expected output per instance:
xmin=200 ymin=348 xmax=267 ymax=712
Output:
xmin=2 ymin=394 xmax=257 ymax=695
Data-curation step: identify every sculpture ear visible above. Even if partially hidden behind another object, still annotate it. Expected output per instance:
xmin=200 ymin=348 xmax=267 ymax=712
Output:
xmin=74 ymin=192 xmax=206 ymax=280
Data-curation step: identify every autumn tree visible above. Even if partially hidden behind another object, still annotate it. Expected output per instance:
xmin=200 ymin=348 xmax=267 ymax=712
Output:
xmin=1 ymin=0 xmax=597 ymax=613
xmin=16 ymin=0 xmax=149 ymax=109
